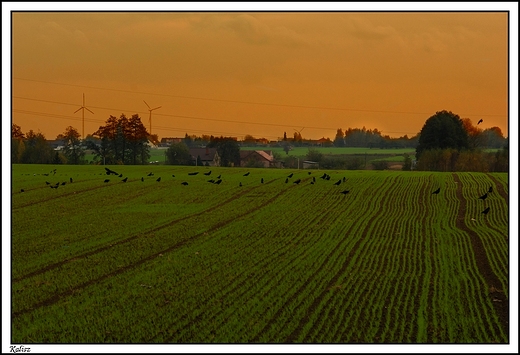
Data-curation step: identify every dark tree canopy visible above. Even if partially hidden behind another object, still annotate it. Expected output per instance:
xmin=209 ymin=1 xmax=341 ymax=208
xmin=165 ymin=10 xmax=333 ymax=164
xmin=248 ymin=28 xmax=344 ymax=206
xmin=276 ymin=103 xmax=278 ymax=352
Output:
xmin=207 ymin=136 xmax=240 ymax=167
xmin=416 ymin=110 xmax=469 ymax=160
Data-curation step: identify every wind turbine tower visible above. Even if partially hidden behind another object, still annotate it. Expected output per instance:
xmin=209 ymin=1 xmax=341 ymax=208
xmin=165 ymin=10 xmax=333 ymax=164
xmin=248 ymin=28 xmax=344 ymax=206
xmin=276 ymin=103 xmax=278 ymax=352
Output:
xmin=74 ymin=93 xmax=94 ymax=139
xmin=144 ymin=100 xmax=162 ymax=135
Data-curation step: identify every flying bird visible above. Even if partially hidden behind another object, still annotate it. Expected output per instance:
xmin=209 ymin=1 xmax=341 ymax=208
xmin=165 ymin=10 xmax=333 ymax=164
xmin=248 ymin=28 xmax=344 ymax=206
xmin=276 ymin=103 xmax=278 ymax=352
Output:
xmin=432 ymin=187 xmax=441 ymax=194
xmin=478 ymin=192 xmax=488 ymax=201
xmin=481 ymin=207 xmax=490 ymax=215
xmin=477 ymin=119 xmax=483 ymax=125
xmin=122 ymin=177 xmax=128 ymax=182
xmin=243 ymin=172 xmax=250 ymax=176
xmin=204 ymin=170 xmax=212 ymax=176
xmin=181 ymin=181 xmax=189 ymax=185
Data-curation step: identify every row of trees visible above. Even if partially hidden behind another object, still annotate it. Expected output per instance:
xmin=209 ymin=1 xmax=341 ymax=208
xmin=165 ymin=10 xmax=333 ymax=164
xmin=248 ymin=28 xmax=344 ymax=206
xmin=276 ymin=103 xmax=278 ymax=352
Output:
xmin=165 ymin=137 xmax=241 ymax=167
xmin=11 ymin=113 xmax=151 ymax=165
xmin=414 ymin=110 xmax=508 ymax=172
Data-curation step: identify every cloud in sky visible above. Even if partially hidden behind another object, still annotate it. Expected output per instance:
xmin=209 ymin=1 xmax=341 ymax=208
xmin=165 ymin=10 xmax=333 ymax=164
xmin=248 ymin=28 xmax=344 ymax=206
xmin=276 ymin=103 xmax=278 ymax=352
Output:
xmin=9 ymin=10 xmax=511 ymax=140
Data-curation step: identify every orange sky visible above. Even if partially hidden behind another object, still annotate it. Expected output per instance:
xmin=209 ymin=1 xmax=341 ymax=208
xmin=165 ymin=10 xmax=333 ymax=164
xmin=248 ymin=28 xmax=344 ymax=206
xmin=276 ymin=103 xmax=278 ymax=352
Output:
xmin=6 ymin=4 xmax=514 ymax=141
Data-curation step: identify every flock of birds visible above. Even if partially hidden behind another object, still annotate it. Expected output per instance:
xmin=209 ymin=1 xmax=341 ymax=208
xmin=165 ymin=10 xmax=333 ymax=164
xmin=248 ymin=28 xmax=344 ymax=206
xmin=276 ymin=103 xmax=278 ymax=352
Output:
xmin=21 ymin=166 xmax=493 ymax=218
xmin=431 ymin=185 xmax=493 ymax=217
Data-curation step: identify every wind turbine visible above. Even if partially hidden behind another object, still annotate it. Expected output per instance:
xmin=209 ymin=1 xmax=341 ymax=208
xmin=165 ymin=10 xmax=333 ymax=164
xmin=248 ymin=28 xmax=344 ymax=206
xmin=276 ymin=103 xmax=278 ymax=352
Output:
xmin=74 ymin=93 xmax=94 ymax=139
xmin=144 ymin=100 xmax=162 ymax=135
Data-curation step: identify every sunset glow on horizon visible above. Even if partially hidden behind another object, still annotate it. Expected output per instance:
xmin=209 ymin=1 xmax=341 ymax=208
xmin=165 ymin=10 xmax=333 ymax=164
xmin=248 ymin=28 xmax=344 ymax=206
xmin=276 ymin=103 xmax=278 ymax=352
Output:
xmin=6 ymin=4 xmax=513 ymax=141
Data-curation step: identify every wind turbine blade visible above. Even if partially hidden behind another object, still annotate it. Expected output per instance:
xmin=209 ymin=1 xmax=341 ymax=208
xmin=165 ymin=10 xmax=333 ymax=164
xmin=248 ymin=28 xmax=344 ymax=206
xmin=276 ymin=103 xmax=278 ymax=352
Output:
xmin=85 ymin=107 xmax=94 ymax=114
xmin=152 ymin=106 xmax=161 ymax=110
xmin=143 ymin=100 xmax=151 ymax=109
xmin=74 ymin=107 xmax=82 ymax=114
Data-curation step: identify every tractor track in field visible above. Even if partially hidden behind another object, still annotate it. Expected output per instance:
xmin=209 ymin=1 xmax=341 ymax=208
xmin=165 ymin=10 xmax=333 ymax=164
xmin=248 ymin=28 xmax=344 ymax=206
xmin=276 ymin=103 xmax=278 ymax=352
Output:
xmin=12 ymin=178 xmax=301 ymax=319
xmin=12 ymin=178 xmax=282 ymax=283
xmin=452 ymin=173 xmax=508 ymax=338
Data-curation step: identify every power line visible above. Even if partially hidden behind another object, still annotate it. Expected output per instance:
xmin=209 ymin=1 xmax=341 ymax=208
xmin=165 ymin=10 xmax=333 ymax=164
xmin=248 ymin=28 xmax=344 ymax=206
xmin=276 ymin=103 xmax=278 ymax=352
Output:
xmin=13 ymin=77 xmax=507 ymax=118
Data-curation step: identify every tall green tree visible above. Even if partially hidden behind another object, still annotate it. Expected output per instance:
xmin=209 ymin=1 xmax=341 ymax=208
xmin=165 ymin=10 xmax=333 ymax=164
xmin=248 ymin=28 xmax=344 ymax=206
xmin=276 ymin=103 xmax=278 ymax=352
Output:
xmin=415 ymin=110 xmax=469 ymax=160
xmin=166 ymin=142 xmax=192 ymax=165
xmin=20 ymin=130 xmax=54 ymax=164
xmin=207 ymin=136 xmax=240 ymax=167
xmin=11 ymin=124 xmax=25 ymax=163
xmin=57 ymin=126 xmax=85 ymax=164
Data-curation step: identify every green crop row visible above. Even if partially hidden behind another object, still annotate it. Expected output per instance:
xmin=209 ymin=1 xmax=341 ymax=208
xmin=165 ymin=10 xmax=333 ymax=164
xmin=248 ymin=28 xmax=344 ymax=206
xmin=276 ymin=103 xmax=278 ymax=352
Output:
xmin=10 ymin=165 xmax=508 ymax=343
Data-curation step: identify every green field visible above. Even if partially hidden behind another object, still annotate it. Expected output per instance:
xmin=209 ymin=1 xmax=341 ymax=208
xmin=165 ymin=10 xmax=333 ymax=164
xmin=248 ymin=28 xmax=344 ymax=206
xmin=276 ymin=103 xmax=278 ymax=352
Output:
xmin=11 ymin=164 xmax=509 ymax=343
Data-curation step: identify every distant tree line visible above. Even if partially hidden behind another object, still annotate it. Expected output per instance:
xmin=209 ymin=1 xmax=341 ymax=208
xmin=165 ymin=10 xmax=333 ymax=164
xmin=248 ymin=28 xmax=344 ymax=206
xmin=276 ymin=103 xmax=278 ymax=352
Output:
xmin=165 ymin=135 xmax=240 ymax=167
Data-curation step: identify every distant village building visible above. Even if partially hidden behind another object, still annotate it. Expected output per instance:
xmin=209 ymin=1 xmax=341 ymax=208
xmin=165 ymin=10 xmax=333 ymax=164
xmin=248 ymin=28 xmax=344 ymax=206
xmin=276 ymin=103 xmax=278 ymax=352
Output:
xmin=47 ymin=139 xmax=66 ymax=150
xmin=240 ymin=150 xmax=280 ymax=168
xmin=189 ymin=147 xmax=220 ymax=166
xmin=159 ymin=137 xmax=183 ymax=147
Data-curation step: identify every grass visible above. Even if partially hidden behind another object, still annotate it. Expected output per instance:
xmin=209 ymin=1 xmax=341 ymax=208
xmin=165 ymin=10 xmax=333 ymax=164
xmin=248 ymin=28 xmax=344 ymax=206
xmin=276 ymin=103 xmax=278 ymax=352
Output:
xmin=11 ymin=164 xmax=508 ymax=343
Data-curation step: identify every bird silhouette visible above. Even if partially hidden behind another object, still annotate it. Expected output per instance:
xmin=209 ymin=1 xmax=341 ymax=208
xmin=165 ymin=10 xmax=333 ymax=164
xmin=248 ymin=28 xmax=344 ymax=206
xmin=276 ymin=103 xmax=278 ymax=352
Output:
xmin=122 ymin=177 xmax=128 ymax=182
xmin=320 ymin=173 xmax=327 ymax=179
xmin=308 ymin=172 xmax=311 ymax=175
xmin=481 ymin=206 xmax=490 ymax=215
xmin=293 ymin=179 xmax=301 ymax=184
xmin=341 ymin=190 xmax=350 ymax=195
xmin=239 ymin=182 xmax=242 ymax=187
xmin=334 ymin=180 xmax=341 ymax=186
xmin=188 ymin=172 xmax=199 ymax=176
xmin=488 ymin=186 xmax=493 ymax=193
xmin=141 ymin=177 xmax=144 ymax=182
xmin=105 ymin=167 xmax=119 ymax=175
xmin=478 ymin=192 xmax=488 ymax=201
xmin=172 ymin=174 xmax=175 ymax=178
xmin=204 ymin=170 xmax=212 ymax=176
xmin=477 ymin=119 xmax=483 ymax=125
xmin=181 ymin=181 xmax=189 ymax=185
xmin=214 ymin=179 xmax=222 ymax=185
xmin=208 ymin=179 xmax=215 ymax=183
xmin=243 ymin=172 xmax=250 ymax=176
xmin=287 ymin=173 xmax=293 ymax=178
xmin=432 ymin=187 xmax=440 ymax=194
xmin=45 ymin=181 xmax=50 ymax=185
xmin=313 ymin=177 xmax=316 ymax=183
xmin=20 ymin=189 xmax=25 ymax=193
xmin=147 ymin=172 xmax=154 ymax=176
xmin=342 ymin=177 xmax=346 ymax=183
xmin=119 ymin=174 xmax=123 ymax=178
xmin=61 ymin=182 xmax=66 ymax=186
xmin=70 ymin=177 xmax=73 ymax=183
xmin=261 ymin=178 xmax=264 ymax=183
xmin=104 ymin=179 xmax=110 ymax=183
xmin=156 ymin=177 xmax=161 ymax=182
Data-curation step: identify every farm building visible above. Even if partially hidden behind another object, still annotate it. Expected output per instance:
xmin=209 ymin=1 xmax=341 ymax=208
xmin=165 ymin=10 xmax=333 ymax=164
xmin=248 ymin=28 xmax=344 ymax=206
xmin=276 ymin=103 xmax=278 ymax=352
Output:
xmin=189 ymin=147 xmax=220 ymax=166
xmin=240 ymin=150 xmax=279 ymax=168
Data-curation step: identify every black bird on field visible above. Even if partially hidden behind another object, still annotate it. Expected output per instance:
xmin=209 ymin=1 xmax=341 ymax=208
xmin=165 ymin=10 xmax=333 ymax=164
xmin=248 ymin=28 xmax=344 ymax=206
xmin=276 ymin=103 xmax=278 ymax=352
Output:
xmin=320 ymin=173 xmax=327 ymax=179
xmin=334 ymin=179 xmax=341 ymax=186
xmin=293 ymin=179 xmax=301 ymax=184
xmin=119 ymin=174 xmax=123 ymax=178
xmin=243 ymin=172 xmax=250 ymax=176
xmin=481 ymin=206 xmax=490 ymax=215
xmin=147 ymin=172 xmax=154 ymax=176
xmin=325 ymin=175 xmax=331 ymax=181
xmin=181 ymin=181 xmax=189 ymax=186
xmin=70 ymin=177 xmax=73 ymax=183
xmin=478 ymin=192 xmax=488 ymax=201
xmin=313 ymin=177 xmax=316 ymax=183
xmin=288 ymin=173 xmax=294 ymax=178
xmin=488 ymin=186 xmax=493 ymax=193
xmin=50 ymin=185 xmax=57 ymax=189
xmin=432 ymin=187 xmax=441 ymax=194
xmin=341 ymin=190 xmax=350 ymax=195
xmin=61 ymin=182 xmax=66 ymax=186
xmin=141 ymin=177 xmax=144 ymax=182
xmin=261 ymin=178 xmax=264 ymax=183
xmin=342 ymin=177 xmax=346 ymax=183
xmin=204 ymin=170 xmax=212 ymax=176
xmin=156 ymin=177 xmax=161 ymax=182
xmin=55 ymin=182 xmax=60 ymax=187
xmin=285 ymin=178 xmax=289 ymax=183
xmin=122 ymin=177 xmax=128 ymax=182
xmin=21 ymin=189 xmax=25 ymax=193
xmin=188 ymin=172 xmax=199 ymax=176
xmin=214 ymin=179 xmax=222 ymax=185
xmin=45 ymin=181 xmax=51 ymax=185
xmin=239 ymin=182 xmax=242 ymax=187
xmin=208 ymin=179 xmax=215 ymax=183
xmin=172 ymin=174 xmax=175 ymax=178
xmin=105 ymin=167 xmax=118 ymax=175
xmin=104 ymin=179 xmax=110 ymax=183
xmin=217 ymin=175 xmax=221 ymax=179
xmin=477 ymin=119 xmax=483 ymax=125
